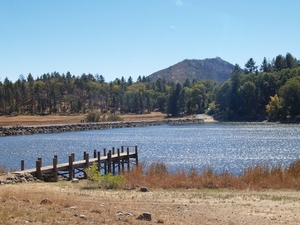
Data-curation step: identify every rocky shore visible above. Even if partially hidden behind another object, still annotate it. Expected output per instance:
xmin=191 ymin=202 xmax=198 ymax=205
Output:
xmin=0 ymin=118 xmax=204 ymax=137
xmin=0 ymin=173 xmax=36 ymax=184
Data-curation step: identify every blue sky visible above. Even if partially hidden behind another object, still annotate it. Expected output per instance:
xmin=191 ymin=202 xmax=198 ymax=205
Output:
xmin=1 ymin=0 xmax=299 ymax=82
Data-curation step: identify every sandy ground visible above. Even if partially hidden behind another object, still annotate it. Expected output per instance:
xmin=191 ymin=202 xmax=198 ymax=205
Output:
xmin=0 ymin=112 xmax=216 ymax=127
xmin=1 ymin=180 xmax=300 ymax=224
xmin=0 ymin=112 xmax=167 ymax=126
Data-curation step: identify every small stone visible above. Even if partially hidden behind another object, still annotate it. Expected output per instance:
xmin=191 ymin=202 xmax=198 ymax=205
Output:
xmin=140 ymin=187 xmax=149 ymax=192
xmin=137 ymin=212 xmax=152 ymax=221
xmin=116 ymin=211 xmax=133 ymax=216
xmin=71 ymin=178 xmax=79 ymax=183
xmin=20 ymin=177 xmax=27 ymax=183
xmin=40 ymin=198 xmax=53 ymax=204
xmin=79 ymin=214 xmax=87 ymax=220
xmin=11 ymin=196 xmax=18 ymax=201
xmin=69 ymin=206 xmax=77 ymax=209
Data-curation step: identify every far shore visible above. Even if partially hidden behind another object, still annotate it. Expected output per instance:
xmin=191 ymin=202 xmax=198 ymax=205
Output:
xmin=0 ymin=112 xmax=217 ymax=127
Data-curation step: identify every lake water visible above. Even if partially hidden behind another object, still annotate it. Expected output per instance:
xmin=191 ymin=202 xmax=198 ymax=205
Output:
xmin=1 ymin=122 xmax=300 ymax=175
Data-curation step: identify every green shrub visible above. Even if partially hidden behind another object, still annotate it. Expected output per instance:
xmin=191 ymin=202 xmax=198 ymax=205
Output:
xmin=106 ymin=114 xmax=124 ymax=122
xmin=84 ymin=162 xmax=126 ymax=189
xmin=85 ymin=162 xmax=101 ymax=181
xmin=85 ymin=112 xmax=100 ymax=122
xmin=100 ymin=173 xmax=126 ymax=189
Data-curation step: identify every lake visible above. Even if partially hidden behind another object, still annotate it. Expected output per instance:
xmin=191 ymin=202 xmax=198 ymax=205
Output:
xmin=1 ymin=122 xmax=300 ymax=175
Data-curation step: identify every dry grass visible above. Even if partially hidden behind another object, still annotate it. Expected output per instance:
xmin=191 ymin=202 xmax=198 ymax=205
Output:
xmin=123 ymin=160 xmax=300 ymax=190
xmin=2 ymin=160 xmax=300 ymax=224
xmin=0 ymin=164 xmax=5 ymax=175
xmin=0 ymin=112 xmax=167 ymax=126
xmin=2 ymin=179 xmax=300 ymax=224
xmin=0 ymin=115 xmax=86 ymax=126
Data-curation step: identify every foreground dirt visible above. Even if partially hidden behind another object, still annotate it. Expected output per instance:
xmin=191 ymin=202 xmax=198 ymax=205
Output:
xmin=1 ymin=181 xmax=300 ymax=225
xmin=0 ymin=112 xmax=167 ymax=127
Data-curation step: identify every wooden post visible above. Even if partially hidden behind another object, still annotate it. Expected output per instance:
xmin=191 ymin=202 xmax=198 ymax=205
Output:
xmin=53 ymin=157 xmax=58 ymax=182
xmin=107 ymin=150 xmax=112 ymax=174
xmin=21 ymin=160 xmax=24 ymax=171
xmin=112 ymin=147 xmax=115 ymax=175
xmin=36 ymin=160 xmax=42 ymax=180
xmin=94 ymin=149 xmax=97 ymax=158
xmin=84 ymin=153 xmax=89 ymax=179
xmin=127 ymin=147 xmax=130 ymax=171
xmin=71 ymin=153 xmax=75 ymax=178
xmin=104 ymin=148 xmax=107 ymax=174
xmin=84 ymin=151 xmax=87 ymax=160
xmin=97 ymin=151 xmax=101 ymax=172
xmin=69 ymin=155 xmax=73 ymax=180
xmin=135 ymin=145 xmax=138 ymax=166
xmin=121 ymin=147 xmax=125 ymax=172
xmin=117 ymin=148 xmax=121 ymax=174
xmin=38 ymin=157 xmax=42 ymax=167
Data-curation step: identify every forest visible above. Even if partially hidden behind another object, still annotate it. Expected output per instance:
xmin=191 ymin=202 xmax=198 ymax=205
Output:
xmin=0 ymin=52 xmax=299 ymax=122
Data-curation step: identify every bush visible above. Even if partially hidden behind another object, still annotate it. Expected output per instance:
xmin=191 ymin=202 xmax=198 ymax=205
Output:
xmin=85 ymin=112 xmax=100 ymax=122
xmin=105 ymin=114 xmax=124 ymax=122
xmin=84 ymin=162 xmax=125 ymax=189
xmin=100 ymin=173 xmax=126 ymax=189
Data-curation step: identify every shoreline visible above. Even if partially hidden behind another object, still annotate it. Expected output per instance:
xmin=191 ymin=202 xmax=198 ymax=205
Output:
xmin=0 ymin=117 xmax=207 ymax=137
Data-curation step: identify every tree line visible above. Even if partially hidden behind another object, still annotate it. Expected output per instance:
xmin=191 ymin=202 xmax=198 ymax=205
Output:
xmin=0 ymin=52 xmax=299 ymax=121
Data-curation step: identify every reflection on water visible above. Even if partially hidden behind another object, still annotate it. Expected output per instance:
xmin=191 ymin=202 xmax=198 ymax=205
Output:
xmin=1 ymin=123 xmax=300 ymax=175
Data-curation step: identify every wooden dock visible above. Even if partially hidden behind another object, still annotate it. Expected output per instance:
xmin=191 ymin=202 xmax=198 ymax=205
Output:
xmin=13 ymin=146 xmax=138 ymax=181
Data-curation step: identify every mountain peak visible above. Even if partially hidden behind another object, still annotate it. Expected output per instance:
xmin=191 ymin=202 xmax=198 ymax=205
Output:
xmin=148 ymin=57 xmax=234 ymax=84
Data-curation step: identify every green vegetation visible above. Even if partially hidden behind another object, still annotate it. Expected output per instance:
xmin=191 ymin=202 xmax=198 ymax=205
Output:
xmin=0 ymin=52 xmax=299 ymax=121
xmin=85 ymin=112 xmax=100 ymax=122
xmin=85 ymin=162 xmax=125 ymax=189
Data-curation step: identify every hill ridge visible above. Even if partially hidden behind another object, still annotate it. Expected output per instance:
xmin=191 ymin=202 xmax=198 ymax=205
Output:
xmin=147 ymin=57 xmax=234 ymax=84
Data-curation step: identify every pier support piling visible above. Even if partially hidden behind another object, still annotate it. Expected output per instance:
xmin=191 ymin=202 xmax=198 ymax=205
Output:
xmin=36 ymin=160 xmax=42 ymax=180
xmin=53 ymin=156 xmax=58 ymax=182
xmin=21 ymin=160 xmax=24 ymax=171
xmin=68 ymin=155 xmax=73 ymax=180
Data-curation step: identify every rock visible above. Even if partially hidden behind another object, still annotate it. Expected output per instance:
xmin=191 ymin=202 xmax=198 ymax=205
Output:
xmin=71 ymin=178 xmax=79 ymax=183
xmin=40 ymin=198 xmax=53 ymax=204
xmin=137 ymin=212 xmax=152 ymax=221
xmin=11 ymin=196 xmax=18 ymax=201
xmin=20 ymin=177 xmax=27 ymax=183
xmin=116 ymin=211 xmax=133 ymax=216
xmin=69 ymin=206 xmax=77 ymax=210
xmin=79 ymin=214 xmax=87 ymax=220
xmin=140 ymin=187 xmax=149 ymax=192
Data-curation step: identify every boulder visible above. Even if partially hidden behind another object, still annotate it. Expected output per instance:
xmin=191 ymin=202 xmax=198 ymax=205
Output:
xmin=137 ymin=212 xmax=152 ymax=221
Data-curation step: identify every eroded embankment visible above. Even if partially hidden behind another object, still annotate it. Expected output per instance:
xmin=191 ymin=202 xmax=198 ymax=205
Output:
xmin=0 ymin=118 xmax=204 ymax=137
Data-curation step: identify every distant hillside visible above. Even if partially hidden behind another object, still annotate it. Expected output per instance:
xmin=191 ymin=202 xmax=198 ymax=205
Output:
xmin=147 ymin=57 xmax=234 ymax=84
